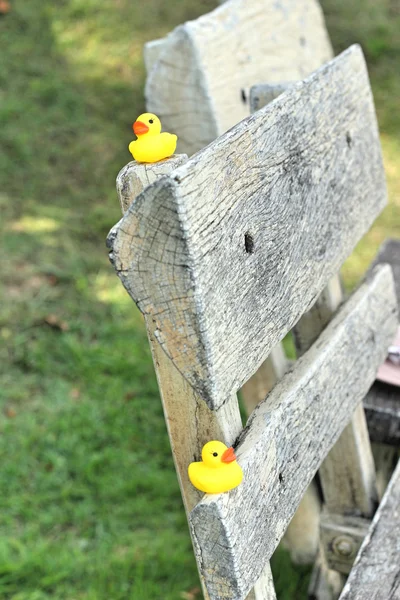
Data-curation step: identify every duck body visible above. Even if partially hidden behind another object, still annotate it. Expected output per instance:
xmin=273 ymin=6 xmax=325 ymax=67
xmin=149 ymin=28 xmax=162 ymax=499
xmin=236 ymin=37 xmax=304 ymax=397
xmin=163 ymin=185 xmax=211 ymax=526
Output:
xmin=188 ymin=441 xmax=243 ymax=494
xmin=129 ymin=132 xmax=177 ymax=163
xmin=129 ymin=112 xmax=177 ymax=163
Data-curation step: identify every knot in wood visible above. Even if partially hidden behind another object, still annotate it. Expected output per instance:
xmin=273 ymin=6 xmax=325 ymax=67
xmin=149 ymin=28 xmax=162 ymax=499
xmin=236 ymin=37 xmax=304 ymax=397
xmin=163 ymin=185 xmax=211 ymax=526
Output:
xmin=332 ymin=535 xmax=356 ymax=558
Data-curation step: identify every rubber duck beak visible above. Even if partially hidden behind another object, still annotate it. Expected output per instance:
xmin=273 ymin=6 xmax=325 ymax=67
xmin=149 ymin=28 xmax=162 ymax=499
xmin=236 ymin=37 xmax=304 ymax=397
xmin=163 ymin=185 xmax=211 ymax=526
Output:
xmin=221 ymin=447 xmax=237 ymax=463
xmin=133 ymin=121 xmax=149 ymax=136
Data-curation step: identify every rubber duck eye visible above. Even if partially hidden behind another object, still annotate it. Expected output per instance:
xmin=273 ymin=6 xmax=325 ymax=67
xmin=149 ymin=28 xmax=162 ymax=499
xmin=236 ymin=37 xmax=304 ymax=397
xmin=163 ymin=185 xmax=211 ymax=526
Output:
xmin=212 ymin=452 xmax=218 ymax=457
xmin=149 ymin=119 xmax=154 ymax=124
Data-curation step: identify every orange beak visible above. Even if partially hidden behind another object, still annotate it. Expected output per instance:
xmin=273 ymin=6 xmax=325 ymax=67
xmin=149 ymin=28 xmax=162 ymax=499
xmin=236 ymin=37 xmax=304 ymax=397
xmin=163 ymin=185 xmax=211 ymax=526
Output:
xmin=221 ymin=446 xmax=237 ymax=463
xmin=133 ymin=121 xmax=149 ymax=136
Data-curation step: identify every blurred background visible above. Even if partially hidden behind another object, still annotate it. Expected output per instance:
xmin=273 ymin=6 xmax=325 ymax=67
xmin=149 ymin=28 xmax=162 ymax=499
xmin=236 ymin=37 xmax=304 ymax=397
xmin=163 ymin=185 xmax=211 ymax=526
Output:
xmin=0 ymin=1 xmax=399 ymax=599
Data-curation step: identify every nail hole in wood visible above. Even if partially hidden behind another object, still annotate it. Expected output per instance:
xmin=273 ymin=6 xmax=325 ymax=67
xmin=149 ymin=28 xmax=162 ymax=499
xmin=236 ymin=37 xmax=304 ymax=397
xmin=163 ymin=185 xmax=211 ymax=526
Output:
xmin=244 ymin=232 xmax=254 ymax=254
xmin=279 ymin=473 xmax=283 ymax=483
xmin=346 ymin=131 xmax=352 ymax=148
xmin=241 ymin=88 xmax=247 ymax=104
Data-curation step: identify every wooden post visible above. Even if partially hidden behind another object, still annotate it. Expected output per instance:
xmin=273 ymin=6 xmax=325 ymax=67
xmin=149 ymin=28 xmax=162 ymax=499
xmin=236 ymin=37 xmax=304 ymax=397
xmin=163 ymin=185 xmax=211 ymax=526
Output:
xmin=112 ymin=157 xmax=276 ymax=600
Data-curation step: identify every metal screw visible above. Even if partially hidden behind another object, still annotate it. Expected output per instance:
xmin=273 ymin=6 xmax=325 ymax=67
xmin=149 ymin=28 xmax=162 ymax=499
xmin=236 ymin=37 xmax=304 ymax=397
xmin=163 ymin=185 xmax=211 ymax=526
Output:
xmin=332 ymin=535 xmax=356 ymax=558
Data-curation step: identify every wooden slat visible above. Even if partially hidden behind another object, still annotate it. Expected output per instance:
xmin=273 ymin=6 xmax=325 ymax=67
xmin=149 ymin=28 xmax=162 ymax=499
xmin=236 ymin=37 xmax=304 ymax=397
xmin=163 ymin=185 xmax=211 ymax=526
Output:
xmin=108 ymin=46 xmax=387 ymax=411
xmin=339 ymin=459 xmax=400 ymax=600
xmin=145 ymin=0 xmax=332 ymax=155
xmin=188 ymin=265 xmax=397 ymax=600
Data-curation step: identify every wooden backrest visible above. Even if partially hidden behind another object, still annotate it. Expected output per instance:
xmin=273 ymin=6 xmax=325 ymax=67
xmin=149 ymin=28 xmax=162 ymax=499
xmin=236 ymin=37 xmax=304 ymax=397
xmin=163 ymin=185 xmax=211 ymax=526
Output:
xmin=108 ymin=44 xmax=398 ymax=600
xmin=189 ymin=265 xmax=397 ymax=598
xmin=110 ymin=45 xmax=387 ymax=411
xmin=144 ymin=0 xmax=332 ymax=154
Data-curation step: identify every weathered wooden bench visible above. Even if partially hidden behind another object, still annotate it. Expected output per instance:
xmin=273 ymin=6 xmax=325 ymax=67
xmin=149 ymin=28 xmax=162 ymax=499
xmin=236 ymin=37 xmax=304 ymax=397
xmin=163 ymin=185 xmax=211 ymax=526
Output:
xmin=147 ymin=0 xmax=337 ymax=569
xmin=108 ymin=45 xmax=400 ymax=599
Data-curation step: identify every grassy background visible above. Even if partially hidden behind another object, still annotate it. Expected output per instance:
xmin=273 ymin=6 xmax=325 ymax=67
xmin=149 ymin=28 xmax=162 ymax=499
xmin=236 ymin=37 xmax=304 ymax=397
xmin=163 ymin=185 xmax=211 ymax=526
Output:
xmin=0 ymin=1 xmax=399 ymax=599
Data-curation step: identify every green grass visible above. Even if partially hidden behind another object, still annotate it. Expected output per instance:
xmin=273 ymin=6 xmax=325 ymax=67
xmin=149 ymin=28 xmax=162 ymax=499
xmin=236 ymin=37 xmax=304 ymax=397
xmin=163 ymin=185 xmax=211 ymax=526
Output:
xmin=0 ymin=1 xmax=399 ymax=599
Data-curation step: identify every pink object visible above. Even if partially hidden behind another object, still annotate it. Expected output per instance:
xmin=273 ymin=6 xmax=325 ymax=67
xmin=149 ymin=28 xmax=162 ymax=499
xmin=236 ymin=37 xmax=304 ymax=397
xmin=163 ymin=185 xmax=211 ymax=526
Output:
xmin=376 ymin=326 xmax=400 ymax=387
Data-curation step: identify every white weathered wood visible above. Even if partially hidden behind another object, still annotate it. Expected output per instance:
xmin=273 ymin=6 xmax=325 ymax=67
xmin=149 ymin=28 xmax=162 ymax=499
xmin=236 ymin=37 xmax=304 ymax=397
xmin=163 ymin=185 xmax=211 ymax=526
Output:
xmin=146 ymin=318 xmax=242 ymax=600
xmin=245 ymin=562 xmax=276 ymax=600
xmin=145 ymin=0 xmax=333 ymax=154
xmin=188 ymin=265 xmax=397 ymax=600
xmin=244 ymin=64 xmax=313 ymax=576
xmin=112 ymin=162 xmax=275 ymax=600
xmin=248 ymin=68 xmax=324 ymax=572
xmin=291 ymin=270 xmax=378 ymax=518
xmin=108 ymin=46 xmax=387 ymax=411
xmin=250 ymin=82 xmax=293 ymax=113
xmin=320 ymin=513 xmax=370 ymax=575
xmin=116 ymin=155 xmax=188 ymax=214
xmin=339 ymin=459 xmax=400 ymax=600
xmin=291 ymin=271 xmax=377 ymax=597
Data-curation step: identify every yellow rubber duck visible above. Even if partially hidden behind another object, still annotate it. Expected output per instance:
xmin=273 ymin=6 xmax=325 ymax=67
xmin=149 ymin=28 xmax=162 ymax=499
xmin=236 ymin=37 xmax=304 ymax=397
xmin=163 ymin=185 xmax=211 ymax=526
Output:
xmin=188 ymin=441 xmax=243 ymax=494
xmin=129 ymin=113 xmax=177 ymax=163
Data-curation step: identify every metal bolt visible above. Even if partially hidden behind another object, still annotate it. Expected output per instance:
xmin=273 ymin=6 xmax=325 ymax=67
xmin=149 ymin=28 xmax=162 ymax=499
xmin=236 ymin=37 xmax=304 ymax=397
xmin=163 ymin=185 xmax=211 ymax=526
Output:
xmin=332 ymin=535 xmax=356 ymax=558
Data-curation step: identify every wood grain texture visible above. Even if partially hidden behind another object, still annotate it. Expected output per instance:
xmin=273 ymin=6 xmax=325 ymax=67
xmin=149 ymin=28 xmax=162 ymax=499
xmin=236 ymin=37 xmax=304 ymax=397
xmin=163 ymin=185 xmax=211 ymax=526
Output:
xmin=108 ymin=46 xmax=387 ymax=411
xmin=188 ymin=265 xmax=397 ymax=600
xmin=114 ymin=164 xmax=275 ymax=600
xmin=339 ymin=459 xmax=400 ymax=600
xmin=145 ymin=0 xmax=333 ymax=155
xmin=146 ymin=317 xmax=241 ymax=600
xmin=247 ymin=57 xmax=328 ymax=574
xmin=116 ymin=155 xmax=188 ymax=214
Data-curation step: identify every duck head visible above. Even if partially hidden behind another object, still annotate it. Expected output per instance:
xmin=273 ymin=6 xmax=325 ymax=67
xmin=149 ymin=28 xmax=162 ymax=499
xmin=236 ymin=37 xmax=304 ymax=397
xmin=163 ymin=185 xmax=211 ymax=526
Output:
xmin=201 ymin=441 xmax=237 ymax=468
xmin=133 ymin=113 xmax=162 ymax=137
